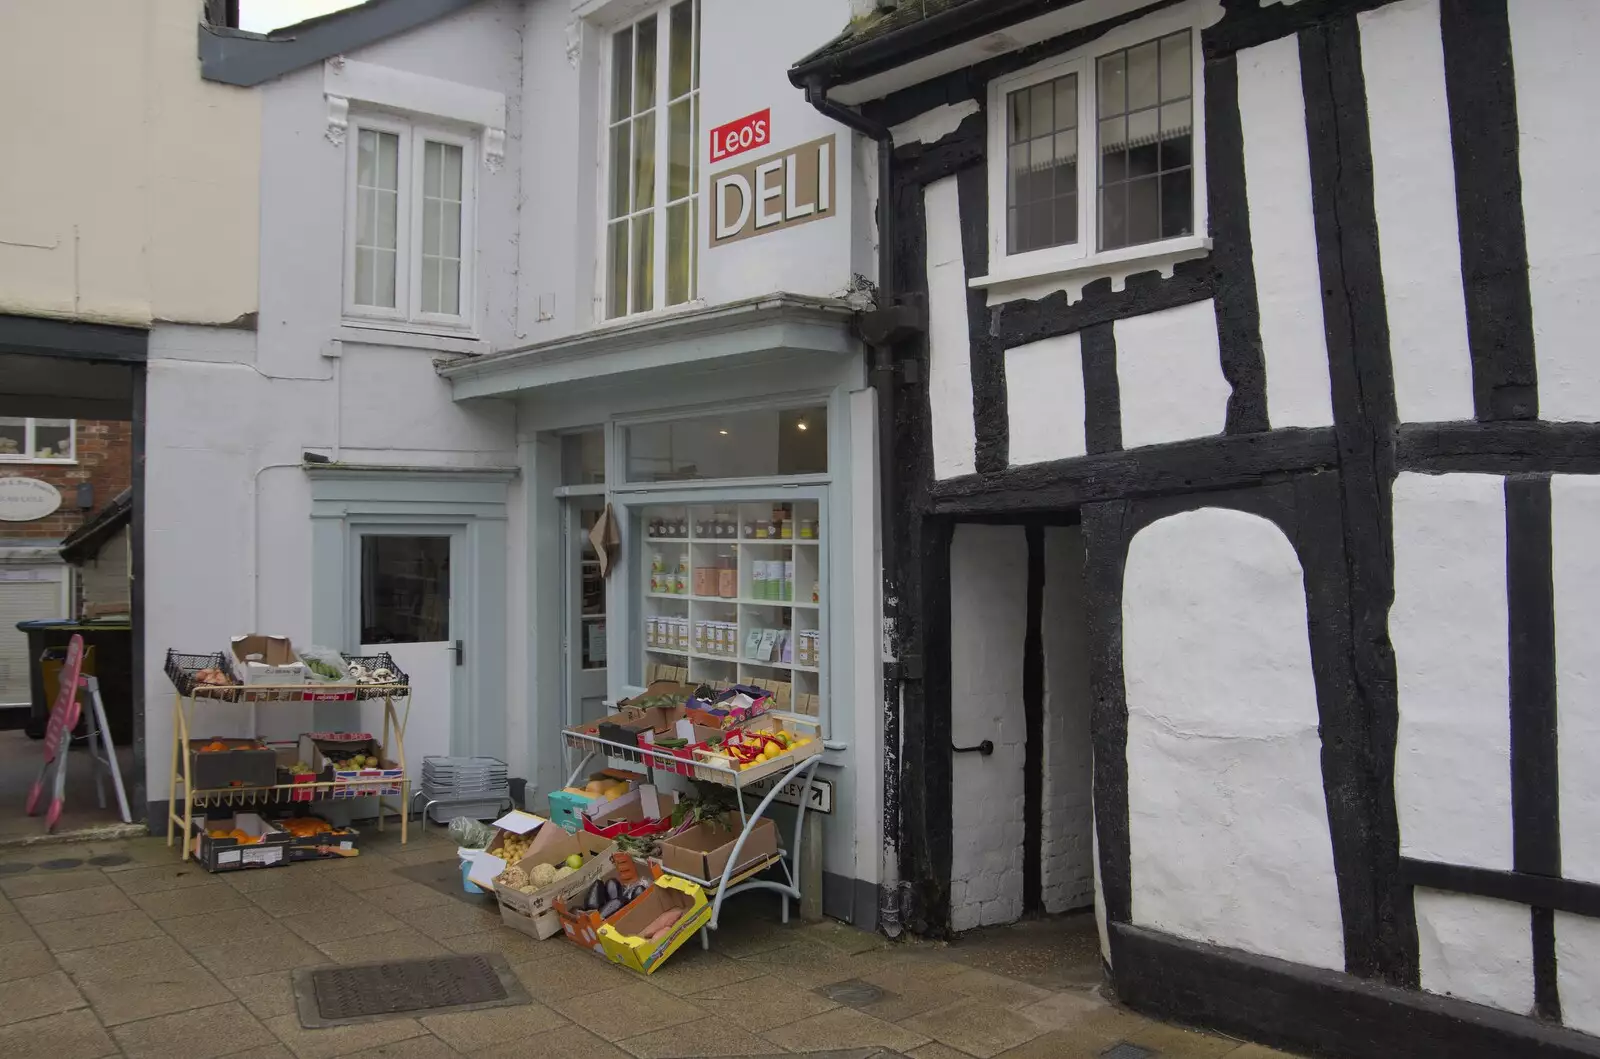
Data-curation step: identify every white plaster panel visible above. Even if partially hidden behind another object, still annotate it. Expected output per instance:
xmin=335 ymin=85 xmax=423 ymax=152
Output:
xmin=1557 ymin=913 xmax=1600 ymax=1036
xmin=1236 ymin=36 xmax=1334 ymax=429
xmin=1415 ymin=889 xmax=1534 ymax=1015
xmin=1391 ymin=472 xmax=1512 ymax=868
xmin=1041 ymin=526 xmax=1095 ymax=914
xmin=925 ymin=176 xmax=978 ymax=478
xmin=949 ymin=524 xmax=1028 ymax=932
xmin=1358 ymin=0 xmax=1474 ymax=424
xmin=1113 ymin=300 xmax=1230 ymax=450
xmin=1509 ymin=0 xmax=1600 ymax=422
xmin=1553 ymin=475 xmax=1600 ymax=883
xmin=1124 ymin=508 xmax=1344 ymax=970
xmin=891 ymin=101 xmax=981 ymax=147
xmin=1006 ymin=335 xmax=1087 ymax=465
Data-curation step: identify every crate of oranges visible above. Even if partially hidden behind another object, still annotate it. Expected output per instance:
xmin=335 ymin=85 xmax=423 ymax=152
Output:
xmin=190 ymin=813 xmax=293 ymax=872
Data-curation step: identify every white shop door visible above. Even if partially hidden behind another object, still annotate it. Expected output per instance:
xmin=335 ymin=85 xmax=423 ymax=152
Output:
xmin=355 ymin=532 xmax=459 ymax=771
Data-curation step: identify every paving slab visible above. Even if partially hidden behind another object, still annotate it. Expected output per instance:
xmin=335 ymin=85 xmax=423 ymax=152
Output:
xmin=0 ymin=969 xmax=89 ymax=1026
xmin=420 ymin=997 xmax=569 ymax=1050
xmin=900 ymin=995 xmax=1047 ymax=1058
xmin=107 ymin=864 xmax=219 ymax=896
xmin=687 ymin=973 xmax=840 ymax=1033
xmin=336 ymin=1036 xmax=461 ymax=1059
xmin=0 ymin=1008 xmax=117 ymax=1059
xmin=226 ymin=969 xmax=305 ymax=1020
xmin=108 ymin=999 xmax=277 ymax=1059
xmin=317 ymin=927 xmax=450 ymax=964
xmin=759 ymin=1006 xmax=932 ymax=1055
xmin=0 ymin=937 xmax=61 ymax=982
xmin=187 ymin=929 xmax=328 ymax=978
xmin=33 ymin=908 xmax=165 ymax=953
xmin=262 ymin=1012 xmax=429 ymax=1059
xmin=162 ymin=906 xmax=286 ymax=947
xmin=618 ymin=1014 xmax=784 ymax=1058
xmin=14 ymin=885 xmax=136 ymax=925
xmin=471 ymin=1022 xmax=631 ymax=1059
xmin=558 ymin=981 xmax=705 ymax=1042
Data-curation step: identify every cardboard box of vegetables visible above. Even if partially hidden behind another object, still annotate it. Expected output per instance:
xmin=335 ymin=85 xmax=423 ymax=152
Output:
xmin=597 ymin=869 xmax=712 ymax=974
xmin=493 ymin=821 xmax=617 ymax=918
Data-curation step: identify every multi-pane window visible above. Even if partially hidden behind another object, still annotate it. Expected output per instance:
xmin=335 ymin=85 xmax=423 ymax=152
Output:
xmin=1097 ymin=31 xmax=1193 ymax=251
xmin=346 ymin=118 xmax=474 ymax=327
xmin=606 ymin=0 xmax=701 ymax=319
xmin=1007 ymin=74 xmax=1079 ymax=254
xmin=993 ymin=26 xmax=1198 ymax=263
xmin=0 ymin=419 xmax=74 ymax=462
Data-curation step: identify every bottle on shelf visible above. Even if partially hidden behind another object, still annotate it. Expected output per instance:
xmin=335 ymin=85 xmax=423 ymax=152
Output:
xmin=717 ymin=550 xmax=737 ymax=598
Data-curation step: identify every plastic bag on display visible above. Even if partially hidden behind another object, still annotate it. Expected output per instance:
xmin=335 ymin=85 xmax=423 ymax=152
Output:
xmin=448 ymin=816 xmax=497 ymax=850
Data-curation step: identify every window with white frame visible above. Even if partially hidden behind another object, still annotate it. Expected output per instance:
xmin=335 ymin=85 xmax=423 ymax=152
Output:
xmin=989 ymin=20 xmax=1200 ymax=271
xmin=345 ymin=116 xmax=475 ymax=327
xmin=605 ymin=0 xmax=701 ymax=319
xmin=0 ymin=418 xmax=74 ymax=462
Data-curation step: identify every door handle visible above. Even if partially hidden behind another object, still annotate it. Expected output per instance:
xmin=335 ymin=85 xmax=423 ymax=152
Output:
xmin=452 ymin=640 xmax=463 ymax=666
xmin=952 ymin=740 xmax=994 ymax=756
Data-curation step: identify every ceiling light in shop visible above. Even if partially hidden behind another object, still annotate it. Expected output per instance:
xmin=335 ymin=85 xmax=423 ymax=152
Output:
xmin=718 ymin=429 xmax=729 ymax=436
xmin=797 ymin=421 xmax=808 ymax=431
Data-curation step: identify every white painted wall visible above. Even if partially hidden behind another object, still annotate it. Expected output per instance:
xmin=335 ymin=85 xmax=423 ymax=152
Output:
xmin=1007 ymin=335 xmax=1087 ymax=465
xmin=1114 ymin=299 xmax=1230 ymax=450
xmin=1041 ymin=526 xmax=1094 ymax=914
xmin=925 ymin=177 xmax=979 ymax=478
xmin=1557 ymin=913 xmax=1600 ymax=1036
xmin=1235 ymin=35 xmax=1333 ymax=430
xmin=1553 ymin=475 xmax=1600 ymax=884
xmin=949 ymin=523 xmax=1028 ymax=932
xmin=1391 ymin=472 xmax=1512 ymax=869
xmin=1415 ymin=889 xmax=1533 ymax=1016
xmin=1510 ymin=0 xmax=1600 ymax=423
xmin=0 ymin=0 xmax=259 ymax=326
xmin=1359 ymin=0 xmax=1474 ymax=425
xmin=1123 ymin=507 xmax=1344 ymax=970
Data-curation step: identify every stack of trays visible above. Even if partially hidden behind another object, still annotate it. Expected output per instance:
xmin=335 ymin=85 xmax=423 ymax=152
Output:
xmin=420 ymin=756 xmax=510 ymax=822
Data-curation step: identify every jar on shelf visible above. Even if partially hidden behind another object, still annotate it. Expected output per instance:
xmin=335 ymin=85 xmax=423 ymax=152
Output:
xmin=800 ymin=519 xmax=816 ymax=540
xmin=812 ymin=581 xmax=820 ymax=604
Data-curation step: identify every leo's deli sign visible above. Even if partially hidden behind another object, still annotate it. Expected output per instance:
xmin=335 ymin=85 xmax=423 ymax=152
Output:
xmin=711 ymin=134 xmax=835 ymax=248
xmin=0 ymin=477 xmax=63 ymax=522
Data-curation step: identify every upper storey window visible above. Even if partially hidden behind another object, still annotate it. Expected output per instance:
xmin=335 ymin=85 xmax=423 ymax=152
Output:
xmin=344 ymin=115 xmax=476 ymax=329
xmin=986 ymin=10 xmax=1204 ymax=285
xmin=605 ymin=0 xmax=702 ymax=319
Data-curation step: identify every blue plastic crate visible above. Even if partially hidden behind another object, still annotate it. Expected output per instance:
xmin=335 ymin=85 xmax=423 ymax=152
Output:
xmin=547 ymin=787 xmax=599 ymax=833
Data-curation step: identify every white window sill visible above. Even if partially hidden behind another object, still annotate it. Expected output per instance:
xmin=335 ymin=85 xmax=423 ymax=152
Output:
xmin=335 ymin=322 xmax=487 ymax=355
xmin=969 ymin=235 xmax=1213 ymax=292
xmin=0 ymin=457 xmax=77 ymax=466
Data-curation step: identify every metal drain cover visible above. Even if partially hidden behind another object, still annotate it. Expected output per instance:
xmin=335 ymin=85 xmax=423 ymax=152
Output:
xmin=87 ymin=854 xmax=132 ymax=867
xmin=1102 ymin=1044 xmax=1157 ymax=1059
xmin=816 ymin=979 xmax=891 ymax=1006
xmin=293 ymin=954 xmax=529 ymax=1027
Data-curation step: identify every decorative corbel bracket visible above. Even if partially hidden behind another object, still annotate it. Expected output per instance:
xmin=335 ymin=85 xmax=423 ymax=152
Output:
xmin=325 ymin=94 xmax=350 ymax=147
xmin=482 ymin=127 xmax=506 ymax=174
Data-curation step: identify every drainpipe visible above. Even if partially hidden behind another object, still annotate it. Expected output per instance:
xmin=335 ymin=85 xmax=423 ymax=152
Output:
xmin=801 ymin=78 xmax=923 ymax=938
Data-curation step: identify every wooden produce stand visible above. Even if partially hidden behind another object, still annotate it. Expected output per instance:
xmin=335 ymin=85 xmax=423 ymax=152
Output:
xmin=562 ymin=712 xmax=823 ymax=949
xmin=164 ymin=650 xmax=413 ymax=859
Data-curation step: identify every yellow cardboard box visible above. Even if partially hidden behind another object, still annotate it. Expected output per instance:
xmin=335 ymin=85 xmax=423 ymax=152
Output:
xmin=596 ymin=873 xmax=712 ymax=974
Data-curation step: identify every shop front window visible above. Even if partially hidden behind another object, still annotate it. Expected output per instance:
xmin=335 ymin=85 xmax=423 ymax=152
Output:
xmin=623 ymin=405 xmax=826 ymax=483
xmin=639 ymin=499 xmax=824 ymax=718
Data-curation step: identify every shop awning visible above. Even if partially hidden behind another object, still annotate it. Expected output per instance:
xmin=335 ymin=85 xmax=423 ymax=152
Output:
xmin=438 ymin=294 xmax=861 ymax=402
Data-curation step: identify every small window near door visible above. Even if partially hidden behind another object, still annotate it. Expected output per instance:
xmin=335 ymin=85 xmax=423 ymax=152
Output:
xmin=361 ymin=536 xmax=450 ymax=643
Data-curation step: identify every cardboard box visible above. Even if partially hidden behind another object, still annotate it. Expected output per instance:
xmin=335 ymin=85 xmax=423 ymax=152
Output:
xmin=229 ymin=634 xmax=307 ymax=685
xmin=267 ymin=813 xmax=360 ymax=860
xmin=190 ymin=813 xmax=293 ymax=873
xmin=555 ymin=853 xmax=653 ymax=957
xmin=463 ymin=811 xmax=547 ymax=890
xmin=189 ymin=739 xmax=277 ymax=789
xmin=618 ymin=680 xmax=698 ymax=709
xmin=657 ymin=816 xmax=779 ymax=883
xmin=597 ymin=872 xmax=712 ymax=974
xmin=638 ymin=720 xmax=724 ymax=777
xmin=494 ymin=824 xmax=616 ymax=917
xmin=582 ymin=786 xmax=680 ymax=839
xmin=298 ymin=733 xmax=403 ymax=797
xmin=497 ymin=891 xmax=565 ymax=940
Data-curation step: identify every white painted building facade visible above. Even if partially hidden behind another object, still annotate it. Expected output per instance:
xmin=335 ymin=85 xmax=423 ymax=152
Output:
xmin=791 ymin=0 xmax=1600 ymax=1055
xmin=157 ymin=0 xmax=886 ymax=923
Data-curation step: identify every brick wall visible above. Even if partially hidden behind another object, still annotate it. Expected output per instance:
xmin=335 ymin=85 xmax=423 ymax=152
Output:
xmin=2 ymin=420 xmax=132 ymax=541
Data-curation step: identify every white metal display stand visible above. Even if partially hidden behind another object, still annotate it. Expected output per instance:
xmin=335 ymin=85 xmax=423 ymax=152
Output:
xmin=562 ymin=723 xmax=822 ymax=949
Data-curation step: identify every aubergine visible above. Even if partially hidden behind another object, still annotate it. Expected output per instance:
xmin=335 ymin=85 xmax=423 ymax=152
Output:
xmin=605 ymin=878 xmax=621 ymax=904
xmin=585 ymin=881 xmax=605 ymax=911
xmin=599 ymin=897 xmax=622 ymax=918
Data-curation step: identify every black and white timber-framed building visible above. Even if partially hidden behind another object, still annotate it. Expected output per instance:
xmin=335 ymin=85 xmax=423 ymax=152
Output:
xmin=791 ymin=1 xmax=1600 ymax=1056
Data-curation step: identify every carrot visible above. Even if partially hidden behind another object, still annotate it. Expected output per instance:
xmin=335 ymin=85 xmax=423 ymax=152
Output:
xmin=642 ymin=909 xmax=682 ymax=939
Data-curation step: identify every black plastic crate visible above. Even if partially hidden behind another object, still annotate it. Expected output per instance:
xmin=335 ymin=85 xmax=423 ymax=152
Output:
xmin=265 ymin=813 xmax=362 ymax=861
xmin=344 ymin=652 xmax=411 ymax=699
xmin=190 ymin=738 xmax=278 ymax=789
xmin=190 ymin=813 xmax=294 ymax=872
xmin=164 ymin=650 xmax=242 ymax=700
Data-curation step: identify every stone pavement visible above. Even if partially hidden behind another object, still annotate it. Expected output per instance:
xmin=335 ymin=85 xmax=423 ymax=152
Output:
xmin=0 ymin=824 xmax=1303 ymax=1059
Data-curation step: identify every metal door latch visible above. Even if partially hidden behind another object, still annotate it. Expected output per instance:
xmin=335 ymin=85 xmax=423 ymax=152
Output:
xmin=452 ymin=640 xmax=463 ymax=666
xmin=952 ymin=740 xmax=994 ymax=755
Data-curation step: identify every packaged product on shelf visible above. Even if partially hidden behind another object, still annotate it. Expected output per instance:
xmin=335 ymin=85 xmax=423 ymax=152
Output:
xmin=751 ymin=562 xmax=767 ymax=601
xmin=800 ymin=519 xmax=816 ymax=539
xmin=783 ymin=561 xmax=795 ymax=601
xmin=228 ymin=634 xmax=308 ymax=686
xmin=717 ymin=553 xmax=737 ymax=597
xmin=673 ymin=557 xmax=688 ymax=595
xmin=693 ymin=566 xmax=714 ymax=596
xmin=756 ymin=628 xmax=779 ymax=662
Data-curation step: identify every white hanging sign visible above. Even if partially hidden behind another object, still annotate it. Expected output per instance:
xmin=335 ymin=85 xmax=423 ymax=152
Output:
xmin=0 ymin=478 xmax=62 ymax=522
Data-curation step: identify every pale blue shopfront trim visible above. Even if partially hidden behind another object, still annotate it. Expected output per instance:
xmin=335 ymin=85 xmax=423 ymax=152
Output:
xmin=306 ymin=465 xmax=517 ymax=758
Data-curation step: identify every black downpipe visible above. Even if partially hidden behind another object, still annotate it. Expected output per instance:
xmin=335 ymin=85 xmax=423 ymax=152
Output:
xmin=801 ymin=80 xmax=906 ymax=935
